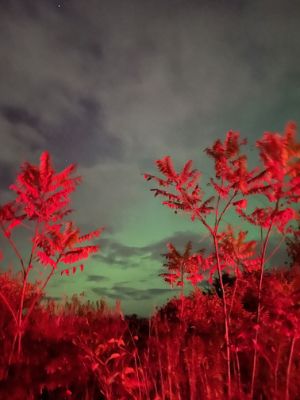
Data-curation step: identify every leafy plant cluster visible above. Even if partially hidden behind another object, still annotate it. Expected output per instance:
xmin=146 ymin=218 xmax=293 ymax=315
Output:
xmin=0 ymin=123 xmax=300 ymax=399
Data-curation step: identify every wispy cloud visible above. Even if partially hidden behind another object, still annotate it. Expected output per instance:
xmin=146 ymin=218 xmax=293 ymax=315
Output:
xmin=91 ymin=285 xmax=175 ymax=302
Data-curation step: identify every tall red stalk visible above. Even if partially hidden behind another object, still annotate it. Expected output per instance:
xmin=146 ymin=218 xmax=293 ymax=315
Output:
xmin=285 ymin=336 xmax=296 ymax=400
xmin=0 ymin=151 xmax=103 ymax=363
xmin=145 ymin=122 xmax=300 ymax=399
xmin=250 ymin=202 xmax=278 ymax=398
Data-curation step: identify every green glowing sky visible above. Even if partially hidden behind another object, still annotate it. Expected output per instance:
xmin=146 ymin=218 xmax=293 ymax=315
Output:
xmin=0 ymin=0 xmax=299 ymax=316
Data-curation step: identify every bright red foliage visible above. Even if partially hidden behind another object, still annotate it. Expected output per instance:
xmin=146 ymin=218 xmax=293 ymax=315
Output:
xmin=0 ymin=123 xmax=300 ymax=399
xmin=0 ymin=151 xmax=103 ymax=367
xmin=145 ymin=121 xmax=300 ymax=399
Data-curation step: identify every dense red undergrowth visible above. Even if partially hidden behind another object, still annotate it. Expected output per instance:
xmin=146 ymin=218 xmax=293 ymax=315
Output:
xmin=0 ymin=267 xmax=299 ymax=399
xmin=0 ymin=122 xmax=300 ymax=399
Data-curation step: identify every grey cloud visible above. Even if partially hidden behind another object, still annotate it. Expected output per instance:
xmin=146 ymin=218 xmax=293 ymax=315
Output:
xmin=92 ymin=239 xmax=153 ymax=268
xmin=91 ymin=287 xmax=122 ymax=299
xmin=93 ymin=227 xmax=292 ymax=272
xmin=91 ymin=285 xmax=175 ymax=301
xmin=0 ymin=159 xmax=18 ymax=193
xmin=86 ymin=274 xmax=108 ymax=283
xmin=42 ymin=97 xmax=124 ymax=168
xmin=1 ymin=105 xmax=41 ymax=129
xmin=0 ymin=97 xmax=124 ymax=169
xmin=0 ymin=1 xmax=123 ymax=170
xmin=141 ymin=231 xmax=212 ymax=261
xmin=92 ymin=230 xmax=211 ymax=269
xmin=145 ymin=288 xmax=178 ymax=299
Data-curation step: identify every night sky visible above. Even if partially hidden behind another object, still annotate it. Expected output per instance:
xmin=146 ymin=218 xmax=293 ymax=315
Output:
xmin=0 ymin=0 xmax=300 ymax=316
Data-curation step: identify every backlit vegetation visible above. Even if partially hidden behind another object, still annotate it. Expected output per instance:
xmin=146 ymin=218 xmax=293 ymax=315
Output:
xmin=0 ymin=123 xmax=300 ymax=399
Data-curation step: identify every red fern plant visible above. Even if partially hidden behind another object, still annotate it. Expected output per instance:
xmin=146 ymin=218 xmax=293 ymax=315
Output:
xmin=160 ymin=241 xmax=205 ymax=290
xmin=242 ymin=122 xmax=300 ymax=397
xmin=160 ymin=241 xmax=205 ymax=319
xmin=144 ymin=122 xmax=300 ymax=399
xmin=0 ymin=151 xmax=103 ymax=364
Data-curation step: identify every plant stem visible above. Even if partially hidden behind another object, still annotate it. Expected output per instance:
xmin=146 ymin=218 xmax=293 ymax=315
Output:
xmin=274 ymin=341 xmax=282 ymax=398
xmin=228 ymin=264 xmax=240 ymax=324
xmin=0 ymin=290 xmax=17 ymax=325
xmin=16 ymin=268 xmax=30 ymax=360
xmin=200 ymin=190 xmax=237 ymax=399
xmin=23 ymin=250 xmax=62 ymax=329
xmin=235 ymin=350 xmax=242 ymax=398
xmin=0 ymin=222 xmax=26 ymax=275
xmin=250 ymin=201 xmax=279 ymax=399
xmin=22 ymin=266 xmax=56 ymax=328
xmin=285 ymin=336 xmax=296 ymax=400
xmin=213 ymin=234 xmax=231 ymax=399
xmin=155 ymin=321 xmax=166 ymax=400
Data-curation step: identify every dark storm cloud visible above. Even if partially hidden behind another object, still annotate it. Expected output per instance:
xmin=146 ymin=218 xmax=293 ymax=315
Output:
xmin=0 ymin=159 xmax=18 ymax=192
xmin=0 ymin=105 xmax=44 ymax=158
xmin=0 ymin=98 xmax=123 ymax=169
xmin=42 ymin=97 xmax=124 ymax=168
xmin=1 ymin=105 xmax=40 ymax=129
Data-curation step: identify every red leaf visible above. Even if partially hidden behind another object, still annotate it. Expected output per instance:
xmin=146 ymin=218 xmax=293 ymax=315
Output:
xmin=37 ymin=251 xmax=57 ymax=268
xmin=156 ymin=156 xmax=177 ymax=178
xmin=123 ymin=367 xmax=135 ymax=375
xmin=61 ymin=268 xmax=70 ymax=276
xmin=78 ymin=227 xmax=104 ymax=243
xmin=60 ymin=245 xmax=99 ymax=263
xmin=91 ymin=362 xmax=99 ymax=371
xmin=106 ymin=353 xmax=121 ymax=364
xmin=233 ymin=199 xmax=247 ymax=209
